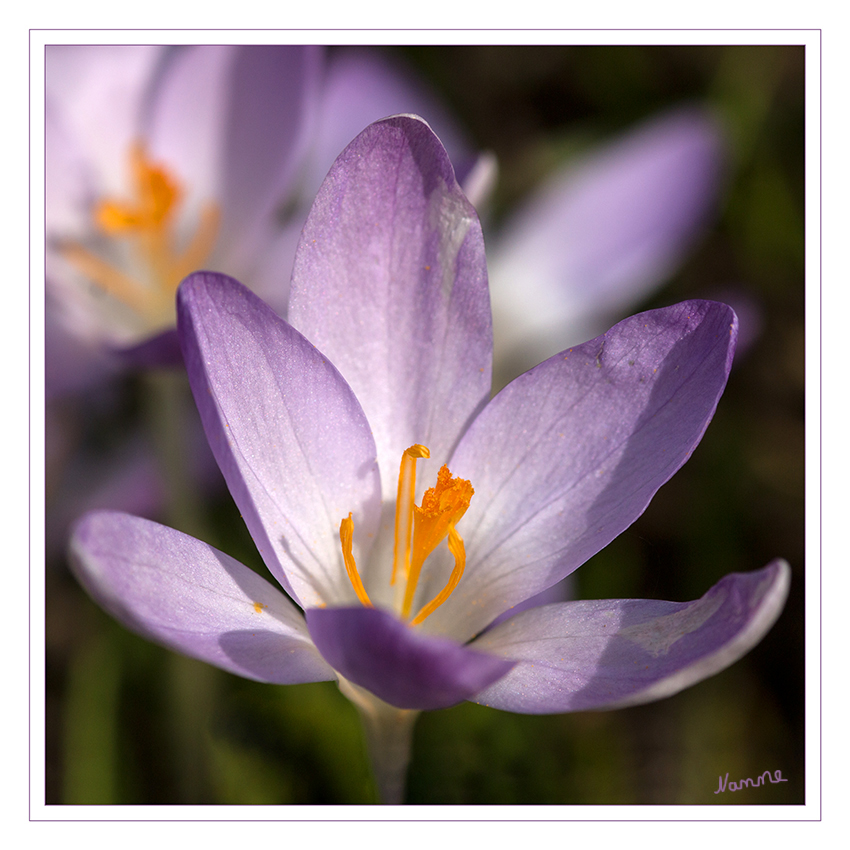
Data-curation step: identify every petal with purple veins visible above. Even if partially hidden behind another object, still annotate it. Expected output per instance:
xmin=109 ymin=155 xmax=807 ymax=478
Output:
xmin=177 ymin=271 xmax=381 ymax=608
xmin=289 ymin=115 xmax=492 ymax=484
xmin=69 ymin=511 xmax=336 ymax=685
xmin=429 ymin=300 xmax=737 ymax=641
xmin=470 ymin=560 xmax=790 ymax=713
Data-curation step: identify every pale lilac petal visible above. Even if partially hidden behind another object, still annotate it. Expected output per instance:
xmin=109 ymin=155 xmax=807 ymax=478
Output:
xmin=218 ymin=45 xmax=322 ymax=263
xmin=470 ymin=560 xmax=789 ymax=713
xmin=306 ymin=606 xmax=513 ymax=710
xmin=289 ymin=115 xmax=492 ymax=484
xmin=44 ymin=103 xmax=95 ymax=237
xmin=45 ymin=45 xmax=164 ymax=196
xmin=485 ymin=576 xmax=575 ymax=631
xmin=427 ymin=301 xmax=737 ymax=641
xmin=177 ymin=272 xmax=381 ymax=609
xmin=146 ymin=46 xmax=322 ymax=263
xmin=69 ymin=511 xmax=336 ymax=685
xmin=242 ymin=219 xmax=305 ymax=317
xmin=489 ymin=108 xmax=725 ymax=365
xmin=144 ymin=46 xmax=235 ymax=215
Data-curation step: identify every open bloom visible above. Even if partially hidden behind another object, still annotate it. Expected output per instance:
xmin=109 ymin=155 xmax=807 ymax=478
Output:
xmin=69 ymin=116 xmax=788 ymax=796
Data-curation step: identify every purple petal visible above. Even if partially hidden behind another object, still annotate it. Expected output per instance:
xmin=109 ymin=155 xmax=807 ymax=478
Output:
xmin=69 ymin=511 xmax=336 ymax=685
xmin=428 ymin=301 xmax=737 ymax=641
xmin=46 ymin=45 xmax=163 ymax=196
xmin=489 ymin=108 xmax=725 ymax=365
xmin=219 ymin=45 xmax=322 ymax=264
xmin=306 ymin=49 xmax=471 ymax=199
xmin=146 ymin=46 xmax=322 ymax=266
xmin=288 ymin=115 xmax=492 ymax=484
xmin=177 ymin=272 xmax=381 ymax=609
xmin=306 ymin=606 xmax=513 ymax=710
xmin=470 ymin=560 xmax=790 ymax=713
xmin=484 ymin=575 xmax=575 ymax=631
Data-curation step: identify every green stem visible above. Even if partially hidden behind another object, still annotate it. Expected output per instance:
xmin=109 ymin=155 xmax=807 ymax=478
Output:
xmin=142 ymin=368 xmax=218 ymax=801
xmin=141 ymin=369 xmax=206 ymax=538
xmin=339 ymin=678 xmax=419 ymax=805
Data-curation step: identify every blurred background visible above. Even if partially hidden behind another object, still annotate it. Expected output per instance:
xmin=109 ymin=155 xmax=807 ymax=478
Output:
xmin=44 ymin=43 xmax=806 ymax=806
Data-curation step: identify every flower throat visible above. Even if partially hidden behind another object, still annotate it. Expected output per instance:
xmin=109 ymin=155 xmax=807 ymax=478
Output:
xmin=340 ymin=445 xmax=473 ymax=626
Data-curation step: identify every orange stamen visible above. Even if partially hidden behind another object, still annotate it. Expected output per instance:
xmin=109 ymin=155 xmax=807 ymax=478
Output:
xmin=410 ymin=526 xmax=467 ymax=626
xmin=59 ymin=142 xmax=220 ymax=331
xmin=391 ymin=444 xmax=430 ymax=588
xmin=340 ymin=513 xmax=373 ymax=608
xmin=402 ymin=464 xmax=473 ymax=619
xmin=340 ymin=445 xmax=473 ymax=626
xmin=96 ymin=142 xmax=181 ymax=233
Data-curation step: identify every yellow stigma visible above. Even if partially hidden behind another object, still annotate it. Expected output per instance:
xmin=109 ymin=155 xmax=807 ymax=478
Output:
xmin=60 ymin=141 xmax=220 ymax=331
xmin=339 ymin=444 xmax=473 ymax=626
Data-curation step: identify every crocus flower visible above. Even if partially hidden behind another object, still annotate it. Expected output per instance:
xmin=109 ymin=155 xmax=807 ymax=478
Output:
xmin=45 ymin=44 xmax=322 ymax=369
xmin=69 ymin=116 xmax=789 ymax=804
xmin=488 ymin=107 xmax=726 ymax=381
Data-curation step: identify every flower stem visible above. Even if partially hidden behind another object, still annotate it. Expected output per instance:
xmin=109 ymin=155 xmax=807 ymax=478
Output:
xmin=142 ymin=369 xmax=206 ymax=538
xmin=338 ymin=678 xmax=419 ymax=805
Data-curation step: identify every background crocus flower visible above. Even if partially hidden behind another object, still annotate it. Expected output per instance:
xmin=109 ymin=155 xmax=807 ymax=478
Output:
xmin=487 ymin=107 xmax=726 ymax=382
xmin=45 ymin=44 xmax=322 ymax=367
xmin=69 ymin=116 xmax=789 ymax=804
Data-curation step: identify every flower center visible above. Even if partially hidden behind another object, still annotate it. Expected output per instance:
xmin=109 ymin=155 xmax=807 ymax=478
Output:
xmin=60 ymin=142 xmax=220 ymax=333
xmin=340 ymin=444 xmax=473 ymax=626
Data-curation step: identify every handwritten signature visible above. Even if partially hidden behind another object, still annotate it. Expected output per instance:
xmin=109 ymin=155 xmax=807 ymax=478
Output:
xmin=715 ymin=769 xmax=788 ymax=794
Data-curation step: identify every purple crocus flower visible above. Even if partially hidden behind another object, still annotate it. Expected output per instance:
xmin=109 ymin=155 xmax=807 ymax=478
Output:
xmin=69 ymin=116 xmax=789 ymax=803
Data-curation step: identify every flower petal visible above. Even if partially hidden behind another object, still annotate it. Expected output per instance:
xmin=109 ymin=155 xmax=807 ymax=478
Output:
xmin=306 ymin=606 xmax=513 ymax=710
xmin=218 ymin=45 xmax=323 ymax=265
xmin=470 ymin=560 xmax=789 ymax=713
xmin=430 ymin=300 xmax=737 ymax=640
xmin=306 ymin=50 xmax=471 ymax=203
xmin=69 ymin=511 xmax=336 ymax=685
xmin=288 ymin=115 xmax=492 ymax=484
xmin=489 ymin=108 xmax=725 ymax=370
xmin=46 ymin=45 xmax=164 ymax=197
xmin=177 ymin=271 xmax=381 ymax=608
xmin=146 ymin=45 xmax=321 ymax=262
